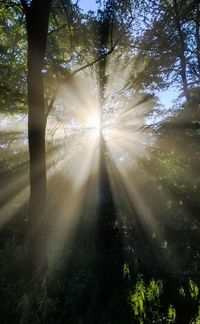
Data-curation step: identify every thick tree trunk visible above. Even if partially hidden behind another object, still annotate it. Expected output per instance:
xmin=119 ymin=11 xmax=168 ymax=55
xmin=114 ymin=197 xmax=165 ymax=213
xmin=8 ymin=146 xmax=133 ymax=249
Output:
xmin=25 ymin=0 xmax=51 ymax=279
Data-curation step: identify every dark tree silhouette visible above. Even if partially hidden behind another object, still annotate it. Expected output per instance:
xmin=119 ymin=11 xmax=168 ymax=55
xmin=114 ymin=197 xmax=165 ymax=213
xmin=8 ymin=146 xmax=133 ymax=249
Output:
xmin=21 ymin=0 xmax=51 ymax=278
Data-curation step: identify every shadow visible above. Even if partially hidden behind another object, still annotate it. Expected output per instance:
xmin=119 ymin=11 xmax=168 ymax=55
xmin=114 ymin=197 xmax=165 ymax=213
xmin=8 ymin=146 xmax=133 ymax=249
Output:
xmin=48 ymin=137 xmax=130 ymax=323
xmin=89 ymin=136 xmax=128 ymax=323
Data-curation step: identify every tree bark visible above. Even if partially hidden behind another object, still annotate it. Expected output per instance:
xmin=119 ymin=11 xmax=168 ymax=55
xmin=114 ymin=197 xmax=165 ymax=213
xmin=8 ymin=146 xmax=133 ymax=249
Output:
xmin=25 ymin=0 xmax=51 ymax=279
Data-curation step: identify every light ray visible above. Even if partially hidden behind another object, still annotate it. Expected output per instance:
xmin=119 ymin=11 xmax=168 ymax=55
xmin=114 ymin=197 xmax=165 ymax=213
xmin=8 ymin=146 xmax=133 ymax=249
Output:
xmin=1 ymin=55 xmax=177 ymax=267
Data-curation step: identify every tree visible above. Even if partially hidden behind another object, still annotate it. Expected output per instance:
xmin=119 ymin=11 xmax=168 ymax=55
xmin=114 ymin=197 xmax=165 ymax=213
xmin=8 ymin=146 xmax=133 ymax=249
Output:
xmin=20 ymin=0 xmax=51 ymax=279
xmin=0 ymin=0 xmax=152 ymax=281
xmin=0 ymin=0 xmax=134 ymax=279
xmin=131 ymin=0 xmax=200 ymax=104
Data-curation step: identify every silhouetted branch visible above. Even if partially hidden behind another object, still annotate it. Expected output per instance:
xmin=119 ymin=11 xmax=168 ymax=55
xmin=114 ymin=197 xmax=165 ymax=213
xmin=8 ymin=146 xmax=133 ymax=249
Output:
xmin=46 ymin=15 xmax=134 ymax=117
xmin=48 ymin=22 xmax=68 ymax=35
xmin=20 ymin=0 xmax=28 ymax=13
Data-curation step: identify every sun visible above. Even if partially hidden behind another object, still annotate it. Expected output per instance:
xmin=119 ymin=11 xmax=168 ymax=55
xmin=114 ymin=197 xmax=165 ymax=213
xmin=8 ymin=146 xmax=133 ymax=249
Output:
xmin=84 ymin=114 xmax=101 ymax=140
xmin=86 ymin=114 xmax=101 ymax=130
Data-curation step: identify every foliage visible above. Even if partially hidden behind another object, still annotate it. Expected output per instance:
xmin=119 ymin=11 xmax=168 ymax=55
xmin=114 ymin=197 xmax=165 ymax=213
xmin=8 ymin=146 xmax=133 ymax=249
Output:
xmin=131 ymin=0 xmax=200 ymax=102
xmin=0 ymin=6 xmax=27 ymax=112
xmin=129 ymin=276 xmax=163 ymax=323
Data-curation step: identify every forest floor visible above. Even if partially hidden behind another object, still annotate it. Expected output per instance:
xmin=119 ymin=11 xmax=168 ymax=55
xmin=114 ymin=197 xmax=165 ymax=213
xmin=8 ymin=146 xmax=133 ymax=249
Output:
xmin=1 ymin=126 xmax=200 ymax=323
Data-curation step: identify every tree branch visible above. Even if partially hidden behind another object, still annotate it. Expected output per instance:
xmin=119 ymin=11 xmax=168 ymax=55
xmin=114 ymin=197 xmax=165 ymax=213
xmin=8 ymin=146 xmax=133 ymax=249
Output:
xmin=45 ymin=47 xmax=115 ymax=117
xmin=46 ymin=15 xmax=135 ymax=117
xmin=48 ymin=22 xmax=68 ymax=36
xmin=20 ymin=0 xmax=28 ymax=13
xmin=72 ymin=47 xmax=115 ymax=77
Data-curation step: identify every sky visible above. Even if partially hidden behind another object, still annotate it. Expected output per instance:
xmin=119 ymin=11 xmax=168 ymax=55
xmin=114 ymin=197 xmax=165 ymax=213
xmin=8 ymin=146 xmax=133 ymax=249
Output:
xmin=158 ymin=89 xmax=177 ymax=109
xmin=79 ymin=0 xmax=98 ymax=12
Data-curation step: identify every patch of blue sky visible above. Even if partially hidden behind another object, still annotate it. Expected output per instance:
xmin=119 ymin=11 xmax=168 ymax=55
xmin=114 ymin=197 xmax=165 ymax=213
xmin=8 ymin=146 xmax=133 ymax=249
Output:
xmin=78 ymin=0 xmax=98 ymax=12
xmin=158 ymin=88 xmax=178 ymax=109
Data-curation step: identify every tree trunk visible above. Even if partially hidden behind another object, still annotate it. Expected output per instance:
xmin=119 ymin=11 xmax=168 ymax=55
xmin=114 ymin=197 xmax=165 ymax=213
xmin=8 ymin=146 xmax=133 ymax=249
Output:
xmin=25 ymin=0 xmax=51 ymax=279
xmin=173 ymin=0 xmax=191 ymax=103
xmin=195 ymin=3 xmax=200 ymax=76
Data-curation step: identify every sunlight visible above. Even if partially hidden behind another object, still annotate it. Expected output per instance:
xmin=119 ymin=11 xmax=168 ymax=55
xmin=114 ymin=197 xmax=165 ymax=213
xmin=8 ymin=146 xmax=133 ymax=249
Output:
xmin=1 ymin=1 xmax=199 ymax=321
xmin=0 ymin=55 xmax=159 ymax=268
xmin=85 ymin=113 xmax=101 ymax=140
xmin=86 ymin=114 xmax=101 ymax=130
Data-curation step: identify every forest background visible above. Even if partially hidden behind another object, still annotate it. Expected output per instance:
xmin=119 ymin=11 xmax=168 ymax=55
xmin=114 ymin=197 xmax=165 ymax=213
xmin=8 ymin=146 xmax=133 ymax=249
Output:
xmin=0 ymin=0 xmax=200 ymax=323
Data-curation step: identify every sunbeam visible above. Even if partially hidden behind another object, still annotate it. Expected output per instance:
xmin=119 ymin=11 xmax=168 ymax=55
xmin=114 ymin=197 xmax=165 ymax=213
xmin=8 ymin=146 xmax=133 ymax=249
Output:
xmin=36 ymin=58 xmax=160 ymax=264
xmin=0 ymin=57 xmax=157 ymax=256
